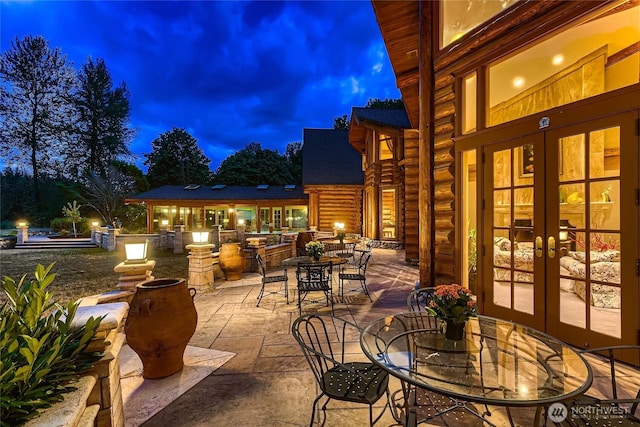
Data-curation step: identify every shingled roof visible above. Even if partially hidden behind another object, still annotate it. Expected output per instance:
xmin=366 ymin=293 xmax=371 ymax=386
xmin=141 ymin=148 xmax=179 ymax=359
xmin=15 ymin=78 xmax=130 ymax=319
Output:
xmin=349 ymin=107 xmax=411 ymax=152
xmin=126 ymin=184 xmax=306 ymax=203
xmin=302 ymin=128 xmax=363 ymax=185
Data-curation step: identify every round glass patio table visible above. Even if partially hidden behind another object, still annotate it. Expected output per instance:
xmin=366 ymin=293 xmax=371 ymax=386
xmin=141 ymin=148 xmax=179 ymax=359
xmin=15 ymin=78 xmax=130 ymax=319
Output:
xmin=360 ymin=312 xmax=592 ymax=421
xmin=282 ymin=255 xmax=347 ymax=267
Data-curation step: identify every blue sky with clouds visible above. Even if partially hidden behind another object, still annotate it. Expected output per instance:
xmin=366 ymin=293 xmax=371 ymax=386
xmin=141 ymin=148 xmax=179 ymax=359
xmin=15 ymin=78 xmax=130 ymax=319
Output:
xmin=1 ymin=0 xmax=400 ymax=171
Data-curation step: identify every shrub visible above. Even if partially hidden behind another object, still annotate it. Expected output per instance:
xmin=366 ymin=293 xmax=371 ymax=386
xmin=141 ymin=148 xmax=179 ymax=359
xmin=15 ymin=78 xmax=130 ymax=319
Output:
xmin=0 ymin=263 xmax=104 ymax=426
xmin=50 ymin=217 xmax=89 ymax=235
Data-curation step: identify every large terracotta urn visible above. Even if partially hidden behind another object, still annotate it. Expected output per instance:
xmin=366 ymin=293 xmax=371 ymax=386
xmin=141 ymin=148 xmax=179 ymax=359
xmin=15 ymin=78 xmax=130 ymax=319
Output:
xmin=219 ymin=242 xmax=244 ymax=280
xmin=125 ymin=278 xmax=197 ymax=379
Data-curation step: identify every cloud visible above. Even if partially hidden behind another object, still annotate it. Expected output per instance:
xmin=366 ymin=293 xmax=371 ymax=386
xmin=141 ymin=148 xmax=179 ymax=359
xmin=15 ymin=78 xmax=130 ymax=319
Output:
xmin=0 ymin=0 xmax=400 ymax=172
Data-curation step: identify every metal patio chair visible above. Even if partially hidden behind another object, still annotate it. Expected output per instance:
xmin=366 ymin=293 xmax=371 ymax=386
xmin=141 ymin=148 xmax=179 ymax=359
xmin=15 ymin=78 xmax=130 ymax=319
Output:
xmin=338 ymin=250 xmax=372 ymax=302
xmin=291 ymin=314 xmax=391 ymax=426
xmin=256 ymin=254 xmax=289 ymax=306
xmin=555 ymin=345 xmax=640 ymax=426
xmin=296 ymin=262 xmax=333 ymax=315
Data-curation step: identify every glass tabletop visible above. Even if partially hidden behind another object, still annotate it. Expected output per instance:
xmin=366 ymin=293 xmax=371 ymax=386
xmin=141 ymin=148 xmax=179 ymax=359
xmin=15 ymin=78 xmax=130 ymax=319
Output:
xmin=360 ymin=312 xmax=593 ymax=406
xmin=282 ymin=256 xmax=347 ymax=267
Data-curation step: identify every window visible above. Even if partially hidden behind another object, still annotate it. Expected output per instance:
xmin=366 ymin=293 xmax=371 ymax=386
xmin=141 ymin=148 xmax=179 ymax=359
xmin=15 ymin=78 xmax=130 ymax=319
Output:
xmin=462 ymin=72 xmax=477 ymax=134
xmin=381 ymin=188 xmax=396 ymax=239
xmin=285 ymin=206 xmax=308 ymax=231
xmin=488 ymin=5 xmax=639 ymax=127
xmin=205 ymin=206 xmax=229 ymax=228
xmin=379 ymin=134 xmax=394 ymax=161
xmin=440 ymin=0 xmax=517 ymax=49
xmin=272 ymin=207 xmax=282 ymax=230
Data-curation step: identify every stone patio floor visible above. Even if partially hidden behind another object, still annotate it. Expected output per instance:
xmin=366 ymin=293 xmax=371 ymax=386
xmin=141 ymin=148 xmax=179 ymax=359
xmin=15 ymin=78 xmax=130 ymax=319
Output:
xmin=139 ymin=249 xmax=593 ymax=426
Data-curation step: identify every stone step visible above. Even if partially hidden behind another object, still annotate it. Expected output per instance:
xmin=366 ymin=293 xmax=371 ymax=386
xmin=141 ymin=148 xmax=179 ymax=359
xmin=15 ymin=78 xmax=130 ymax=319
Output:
xmin=16 ymin=238 xmax=98 ymax=250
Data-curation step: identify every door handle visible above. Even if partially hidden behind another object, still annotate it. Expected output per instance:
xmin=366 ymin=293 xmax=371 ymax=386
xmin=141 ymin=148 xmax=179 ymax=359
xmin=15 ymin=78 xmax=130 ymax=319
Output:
xmin=548 ymin=236 xmax=556 ymax=258
xmin=535 ymin=236 xmax=543 ymax=257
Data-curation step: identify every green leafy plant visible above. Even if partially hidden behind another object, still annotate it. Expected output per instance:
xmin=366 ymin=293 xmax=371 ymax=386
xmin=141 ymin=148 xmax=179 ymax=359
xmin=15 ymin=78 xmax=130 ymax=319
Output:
xmin=0 ymin=263 xmax=103 ymax=426
xmin=62 ymin=200 xmax=82 ymax=237
xmin=305 ymin=241 xmax=324 ymax=259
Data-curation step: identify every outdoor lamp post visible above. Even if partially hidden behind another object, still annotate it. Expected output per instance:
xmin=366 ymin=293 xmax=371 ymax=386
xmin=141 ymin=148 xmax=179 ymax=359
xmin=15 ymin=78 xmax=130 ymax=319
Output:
xmin=186 ymin=231 xmax=215 ymax=292
xmin=114 ymin=239 xmax=155 ymax=300
xmin=90 ymin=220 xmax=101 ymax=243
xmin=16 ymin=220 xmax=28 ymax=244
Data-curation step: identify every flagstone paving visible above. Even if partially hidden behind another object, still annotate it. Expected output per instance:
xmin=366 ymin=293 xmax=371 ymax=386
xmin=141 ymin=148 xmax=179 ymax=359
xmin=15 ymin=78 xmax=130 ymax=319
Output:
xmin=141 ymin=249 xmax=561 ymax=426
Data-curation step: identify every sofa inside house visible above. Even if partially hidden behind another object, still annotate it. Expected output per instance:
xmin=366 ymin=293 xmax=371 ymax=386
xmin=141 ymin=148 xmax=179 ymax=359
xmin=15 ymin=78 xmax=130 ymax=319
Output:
xmin=493 ymin=238 xmax=621 ymax=309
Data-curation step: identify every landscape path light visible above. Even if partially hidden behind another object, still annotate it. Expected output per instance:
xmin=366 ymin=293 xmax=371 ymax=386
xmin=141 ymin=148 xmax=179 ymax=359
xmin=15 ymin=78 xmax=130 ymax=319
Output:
xmin=186 ymin=230 xmax=215 ymax=292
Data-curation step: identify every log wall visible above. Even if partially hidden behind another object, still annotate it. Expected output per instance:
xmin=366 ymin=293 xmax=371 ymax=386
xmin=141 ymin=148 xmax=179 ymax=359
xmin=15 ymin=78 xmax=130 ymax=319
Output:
xmin=304 ymin=185 xmax=363 ymax=234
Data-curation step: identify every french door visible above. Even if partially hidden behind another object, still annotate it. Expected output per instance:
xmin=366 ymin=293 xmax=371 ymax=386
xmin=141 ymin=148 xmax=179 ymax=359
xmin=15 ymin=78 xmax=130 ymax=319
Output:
xmin=481 ymin=110 xmax=638 ymax=349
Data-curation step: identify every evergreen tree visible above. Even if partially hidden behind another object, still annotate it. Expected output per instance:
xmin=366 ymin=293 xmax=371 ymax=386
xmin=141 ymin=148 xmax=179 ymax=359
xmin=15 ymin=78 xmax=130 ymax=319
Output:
xmin=144 ymin=128 xmax=212 ymax=187
xmin=0 ymin=36 xmax=77 ymax=209
xmin=73 ymin=57 xmax=134 ymax=176
xmin=284 ymin=141 xmax=303 ymax=185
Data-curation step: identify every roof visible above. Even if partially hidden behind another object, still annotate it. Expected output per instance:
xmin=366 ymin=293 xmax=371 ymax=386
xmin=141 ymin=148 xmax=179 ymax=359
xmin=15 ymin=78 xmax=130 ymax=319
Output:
xmin=302 ymin=128 xmax=364 ymax=185
xmin=371 ymin=1 xmax=420 ymax=129
xmin=126 ymin=184 xmax=306 ymax=203
xmin=349 ymin=107 xmax=411 ymax=151
xmin=351 ymin=107 xmax=412 ymax=129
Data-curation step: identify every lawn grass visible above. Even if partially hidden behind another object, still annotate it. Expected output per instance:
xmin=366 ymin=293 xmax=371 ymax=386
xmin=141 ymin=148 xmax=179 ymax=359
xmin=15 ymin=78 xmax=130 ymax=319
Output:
xmin=0 ymin=247 xmax=189 ymax=305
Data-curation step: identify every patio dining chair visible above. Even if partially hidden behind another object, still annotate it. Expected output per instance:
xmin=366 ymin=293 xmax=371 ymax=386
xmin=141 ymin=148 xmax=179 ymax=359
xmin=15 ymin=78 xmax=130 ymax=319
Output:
xmin=335 ymin=242 xmax=357 ymax=264
xmin=338 ymin=251 xmax=373 ymax=302
xmin=256 ymin=254 xmax=288 ymax=307
xmin=291 ymin=314 xmax=391 ymax=426
xmin=554 ymin=345 xmax=640 ymax=426
xmin=296 ymin=262 xmax=334 ymax=315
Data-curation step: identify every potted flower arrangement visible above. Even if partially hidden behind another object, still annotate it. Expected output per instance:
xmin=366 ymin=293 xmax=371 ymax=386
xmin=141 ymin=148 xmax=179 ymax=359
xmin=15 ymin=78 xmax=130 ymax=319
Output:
xmin=426 ymin=283 xmax=477 ymax=341
xmin=305 ymin=241 xmax=324 ymax=261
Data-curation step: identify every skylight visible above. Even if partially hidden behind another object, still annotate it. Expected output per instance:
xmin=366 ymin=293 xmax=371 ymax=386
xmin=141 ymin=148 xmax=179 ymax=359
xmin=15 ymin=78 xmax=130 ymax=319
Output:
xmin=284 ymin=184 xmax=296 ymax=191
xmin=211 ymin=184 xmax=226 ymax=190
xmin=184 ymin=184 xmax=200 ymax=190
xmin=256 ymin=185 xmax=269 ymax=190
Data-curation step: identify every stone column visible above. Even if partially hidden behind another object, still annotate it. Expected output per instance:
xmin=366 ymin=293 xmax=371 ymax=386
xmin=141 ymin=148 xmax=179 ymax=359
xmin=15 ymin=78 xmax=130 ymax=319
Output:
xmin=107 ymin=228 xmax=117 ymax=252
xmin=113 ymin=260 xmax=156 ymax=301
xmin=90 ymin=224 xmax=101 ymax=244
xmin=159 ymin=224 xmax=170 ymax=250
xmin=17 ymin=224 xmax=28 ymax=244
xmin=185 ymin=243 xmax=215 ymax=292
xmin=246 ymin=237 xmax=266 ymax=272
xmin=282 ymin=232 xmax=297 ymax=257
xmin=173 ymin=225 xmax=185 ymax=254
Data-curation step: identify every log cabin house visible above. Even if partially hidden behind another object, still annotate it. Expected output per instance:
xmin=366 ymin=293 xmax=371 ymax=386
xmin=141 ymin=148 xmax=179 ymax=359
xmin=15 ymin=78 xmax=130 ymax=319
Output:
xmin=126 ymin=184 xmax=309 ymax=233
xmin=302 ymin=128 xmax=364 ymax=235
xmin=372 ymin=0 xmax=639 ymax=351
xmin=348 ymin=107 xmax=418 ymax=262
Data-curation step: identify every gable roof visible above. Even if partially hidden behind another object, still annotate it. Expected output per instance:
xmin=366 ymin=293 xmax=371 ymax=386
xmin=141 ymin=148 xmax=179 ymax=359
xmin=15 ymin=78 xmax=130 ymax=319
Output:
xmin=349 ymin=107 xmax=411 ymax=152
xmin=302 ymin=128 xmax=363 ymax=185
xmin=126 ymin=184 xmax=306 ymax=203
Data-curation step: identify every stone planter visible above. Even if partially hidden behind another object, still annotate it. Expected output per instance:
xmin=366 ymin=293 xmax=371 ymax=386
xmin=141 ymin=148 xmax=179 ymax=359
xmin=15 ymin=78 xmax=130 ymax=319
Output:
xmin=219 ymin=242 xmax=244 ymax=280
xmin=125 ymin=278 xmax=197 ymax=379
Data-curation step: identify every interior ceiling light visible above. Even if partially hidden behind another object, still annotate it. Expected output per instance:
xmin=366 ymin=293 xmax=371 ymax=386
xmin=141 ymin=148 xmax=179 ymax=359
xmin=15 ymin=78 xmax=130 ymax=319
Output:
xmin=552 ymin=54 xmax=564 ymax=66
xmin=512 ymin=77 xmax=525 ymax=88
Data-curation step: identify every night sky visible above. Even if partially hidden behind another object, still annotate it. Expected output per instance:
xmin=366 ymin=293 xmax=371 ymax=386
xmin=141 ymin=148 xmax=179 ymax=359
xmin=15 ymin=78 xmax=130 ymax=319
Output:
xmin=1 ymin=1 xmax=400 ymax=171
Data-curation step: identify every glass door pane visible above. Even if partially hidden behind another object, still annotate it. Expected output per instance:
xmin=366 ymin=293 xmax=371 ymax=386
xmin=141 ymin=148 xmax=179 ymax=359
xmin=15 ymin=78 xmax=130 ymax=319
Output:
xmin=484 ymin=135 xmax=544 ymax=329
xmin=556 ymin=127 xmax=621 ymax=339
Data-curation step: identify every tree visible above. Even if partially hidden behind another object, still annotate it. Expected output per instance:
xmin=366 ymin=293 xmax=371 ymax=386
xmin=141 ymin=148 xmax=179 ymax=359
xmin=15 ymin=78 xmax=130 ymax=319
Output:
xmin=213 ymin=142 xmax=294 ymax=186
xmin=284 ymin=141 xmax=303 ymax=185
xmin=62 ymin=200 xmax=82 ymax=236
xmin=82 ymin=161 xmax=147 ymax=226
xmin=333 ymin=114 xmax=349 ymax=130
xmin=72 ymin=57 xmax=134 ymax=176
xmin=144 ymin=128 xmax=212 ymax=187
xmin=0 ymin=36 xmax=77 ymax=209
xmin=365 ymin=98 xmax=405 ymax=109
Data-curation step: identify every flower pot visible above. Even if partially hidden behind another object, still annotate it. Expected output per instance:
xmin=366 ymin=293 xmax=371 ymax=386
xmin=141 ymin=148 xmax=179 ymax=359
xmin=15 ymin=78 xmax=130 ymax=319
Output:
xmin=219 ymin=242 xmax=244 ymax=280
xmin=125 ymin=278 xmax=197 ymax=379
xmin=445 ymin=320 xmax=466 ymax=341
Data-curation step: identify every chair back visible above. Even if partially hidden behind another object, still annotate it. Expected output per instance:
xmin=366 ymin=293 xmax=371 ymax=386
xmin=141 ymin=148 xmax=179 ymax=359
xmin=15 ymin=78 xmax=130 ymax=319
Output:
xmin=357 ymin=251 xmax=372 ymax=274
xmin=291 ymin=314 xmax=354 ymax=386
xmin=407 ymin=287 xmax=436 ymax=312
xmin=296 ymin=262 xmax=333 ymax=291
xmin=256 ymin=253 xmax=267 ymax=277
xmin=407 ymin=287 xmax=439 ymax=330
